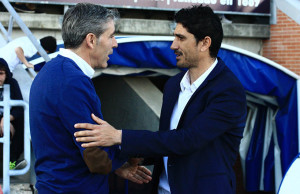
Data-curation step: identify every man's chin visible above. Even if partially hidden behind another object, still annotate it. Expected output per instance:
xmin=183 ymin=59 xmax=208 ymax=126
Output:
xmin=100 ymin=62 xmax=108 ymax=69
xmin=176 ymin=62 xmax=184 ymax=68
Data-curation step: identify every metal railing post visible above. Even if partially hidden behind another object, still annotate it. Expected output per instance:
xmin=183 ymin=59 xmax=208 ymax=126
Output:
xmin=1 ymin=85 xmax=11 ymax=193
xmin=0 ymin=22 xmax=11 ymax=43
xmin=0 ymin=85 xmax=30 ymax=194
xmin=8 ymin=16 xmax=14 ymax=39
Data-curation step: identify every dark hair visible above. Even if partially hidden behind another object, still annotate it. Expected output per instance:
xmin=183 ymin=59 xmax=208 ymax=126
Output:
xmin=62 ymin=3 xmax=119 ymax=49
xmin=174 ymin=5 xmax=223 ymax=58
xmin=0 ymin=58 xmax=13 ymax=82
xmin=0 ymin=63 xmax=6 ymax=72
xmin=40 ymin=36 xmax=57 ymax=53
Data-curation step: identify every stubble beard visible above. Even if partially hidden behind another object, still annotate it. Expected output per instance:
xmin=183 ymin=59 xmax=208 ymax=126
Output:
xmin=176 ymin=59 xmax=191 ymax=69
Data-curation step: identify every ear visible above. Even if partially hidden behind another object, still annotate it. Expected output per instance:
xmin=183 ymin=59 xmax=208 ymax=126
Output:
xmin=199 ymin=36 xmax=211 ymax=52
xmin=85 ymin=33 xmax=97 ymax=49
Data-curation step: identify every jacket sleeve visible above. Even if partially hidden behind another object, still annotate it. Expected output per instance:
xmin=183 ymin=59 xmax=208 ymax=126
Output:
xmin=120 ymin=78 xmax=247 ymax=158
xmin=57 ymin=75 xmax=126 ymax=174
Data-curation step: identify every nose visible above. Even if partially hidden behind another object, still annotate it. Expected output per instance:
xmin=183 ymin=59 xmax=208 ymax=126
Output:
xmin=112 ymin=37 xmax=118 ymax=48
xmin=170 ymin=39 xmax=178 ymax=50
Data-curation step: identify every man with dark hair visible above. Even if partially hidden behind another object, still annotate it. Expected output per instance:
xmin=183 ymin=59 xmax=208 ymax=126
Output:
xmin=75 ymin=5 xmax=247 ymax=194
xmin=39 ymin=36 xmax=57 ymax=54
xmin=0 ymin=35 xmax=57 ymax=72
xmin=29 ymin=3 xmax=151 ymax=194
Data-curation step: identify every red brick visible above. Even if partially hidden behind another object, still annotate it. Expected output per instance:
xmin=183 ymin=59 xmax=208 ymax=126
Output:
xmin=262 ymin=9 xmax=300 ymax=75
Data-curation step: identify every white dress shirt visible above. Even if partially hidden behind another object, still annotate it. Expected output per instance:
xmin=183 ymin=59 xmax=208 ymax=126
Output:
xmin=59 ymin=48 xmax=95 ymax=78
xmin=158 ymin=59 xmax=218 ymax=192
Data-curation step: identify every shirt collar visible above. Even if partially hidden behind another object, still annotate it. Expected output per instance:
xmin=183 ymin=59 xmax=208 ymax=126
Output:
xmin=180 ymin=58 xmax=218 ymax=93
xmin=59 ymin=48 xmax=95 ymax=79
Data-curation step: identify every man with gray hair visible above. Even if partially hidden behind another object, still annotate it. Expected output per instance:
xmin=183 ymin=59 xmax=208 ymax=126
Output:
xmin=29 ymin=3 xmax=151 ymax=193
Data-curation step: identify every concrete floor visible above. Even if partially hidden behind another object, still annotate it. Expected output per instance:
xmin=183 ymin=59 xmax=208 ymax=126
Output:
xmin=1 ymin=141 xmax=35 ymax=194
xmin=2 ymin=184 xmax=33 ymax=194
xmin=1 ymin=167 xmax=34 ymax=194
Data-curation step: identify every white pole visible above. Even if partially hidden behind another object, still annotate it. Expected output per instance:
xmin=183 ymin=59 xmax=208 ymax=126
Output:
xmin=2 ymin=84 xmax=11 ymax=194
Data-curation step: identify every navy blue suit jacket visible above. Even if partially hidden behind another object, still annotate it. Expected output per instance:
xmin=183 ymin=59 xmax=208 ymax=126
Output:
xmin=121 ymin=58 xmax=247 ymax=194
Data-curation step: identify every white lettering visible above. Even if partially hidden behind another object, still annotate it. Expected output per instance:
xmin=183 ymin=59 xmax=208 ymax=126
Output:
xmin=249 ymin=0 xmax=254 ymax=6
xmin=220 ymin=0 xmax=232 ymax=5
xmin=172 ymin=0 xmax=220 ymax=3
xmin=134 ymin=0 xmax=166 ymax=2
xmin=132 ymin=0 xmax=260 ymax=8
xmin=237 ymin=0 xmax=259 ymax=7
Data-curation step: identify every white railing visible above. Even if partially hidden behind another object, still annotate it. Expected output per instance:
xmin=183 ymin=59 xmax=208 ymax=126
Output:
xmin=0 ymin=85 xmax=30 ymax=194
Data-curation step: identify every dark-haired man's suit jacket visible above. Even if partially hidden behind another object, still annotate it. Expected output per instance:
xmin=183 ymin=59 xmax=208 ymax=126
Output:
xmin=121 ymin=58 xmax=247 ymax=194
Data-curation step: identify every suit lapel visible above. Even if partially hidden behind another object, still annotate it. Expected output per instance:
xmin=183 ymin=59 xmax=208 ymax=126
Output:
xmin=161 ymin=72 xmax=184 ymax=131
xmin=177 ymin=58 xmax=226 ymax=128
xmin=191 ymin=58 xmax=225 ymax=99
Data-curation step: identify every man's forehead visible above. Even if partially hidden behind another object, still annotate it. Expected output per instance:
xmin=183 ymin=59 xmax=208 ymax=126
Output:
xmin=106 ymin=20 xmax=115 ymax=32
xmin=174 ymin=23 xmax=185 ymax=32
xmin=173 ymin=23 xmax=191 ymax=37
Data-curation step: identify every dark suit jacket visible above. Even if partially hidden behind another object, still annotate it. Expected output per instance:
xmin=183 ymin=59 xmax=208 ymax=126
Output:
xmin=121 ymin=58 xmax=247 ymax=194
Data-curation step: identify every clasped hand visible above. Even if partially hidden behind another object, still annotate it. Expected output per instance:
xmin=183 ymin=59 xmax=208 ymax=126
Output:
xmin=115 ymin=158 xmax=152 ymax=184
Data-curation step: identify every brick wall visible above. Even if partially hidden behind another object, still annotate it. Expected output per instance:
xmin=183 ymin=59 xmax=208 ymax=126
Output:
xmin=262 ymin=9 xmax=300 ymax=75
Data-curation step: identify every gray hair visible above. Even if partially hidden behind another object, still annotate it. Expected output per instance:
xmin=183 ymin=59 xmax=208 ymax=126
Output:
xmin=62 ymin=3 xmax=119 ymax=49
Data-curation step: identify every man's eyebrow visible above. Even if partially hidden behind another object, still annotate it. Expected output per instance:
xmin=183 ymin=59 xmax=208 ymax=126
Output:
xmin=110 ymin=30 xmax=116 ymax=36
xmin=174 ymin=33 xmax=185 ymax=39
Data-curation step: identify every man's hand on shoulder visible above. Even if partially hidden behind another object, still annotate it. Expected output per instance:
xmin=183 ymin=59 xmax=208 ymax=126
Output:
xmin=74 ymin=113 xmax=122 ymax=147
